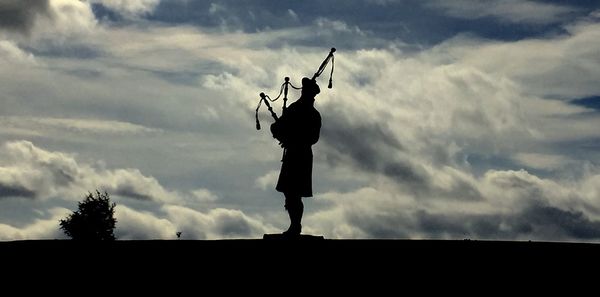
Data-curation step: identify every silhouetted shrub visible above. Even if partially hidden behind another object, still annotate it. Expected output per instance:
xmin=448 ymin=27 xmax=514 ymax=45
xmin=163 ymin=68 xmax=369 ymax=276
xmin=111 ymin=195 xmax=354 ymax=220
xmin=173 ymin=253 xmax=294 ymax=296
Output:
xmin=59 ymin=191 xmax=117 ymax=240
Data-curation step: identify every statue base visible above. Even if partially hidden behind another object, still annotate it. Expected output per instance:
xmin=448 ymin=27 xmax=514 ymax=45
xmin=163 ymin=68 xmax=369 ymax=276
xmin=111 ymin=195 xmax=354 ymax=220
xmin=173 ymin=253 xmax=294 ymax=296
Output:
xmin=263 ymin=234 xmax=325 ymax=240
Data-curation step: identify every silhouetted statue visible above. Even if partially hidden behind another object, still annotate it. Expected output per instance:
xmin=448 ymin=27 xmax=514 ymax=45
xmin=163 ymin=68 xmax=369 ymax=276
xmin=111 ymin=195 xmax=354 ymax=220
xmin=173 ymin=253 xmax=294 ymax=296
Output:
xmin=270 ymin=78 xmax=322 ymax=236
xmin=255 ymin=48 xmax=334 ymax=239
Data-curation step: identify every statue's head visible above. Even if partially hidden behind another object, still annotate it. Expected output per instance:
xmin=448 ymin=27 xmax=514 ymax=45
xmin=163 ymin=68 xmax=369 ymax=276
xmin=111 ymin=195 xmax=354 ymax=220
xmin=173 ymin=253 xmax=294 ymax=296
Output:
xmin=301 ymin=77 xmax=320 ymax=98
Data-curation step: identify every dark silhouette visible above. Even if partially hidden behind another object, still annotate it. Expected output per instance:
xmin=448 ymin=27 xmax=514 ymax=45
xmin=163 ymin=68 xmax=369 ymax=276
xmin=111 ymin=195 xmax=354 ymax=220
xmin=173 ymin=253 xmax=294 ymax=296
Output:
xmin=4 ymin=239 xmax=599 ymax=278
xmin=270 ymin=78 xmax=322 ymax=236
xmin=59 ymin=190 xmax=117 ymax=240
xmin=255 ymin=48 xmax=334 ymax=238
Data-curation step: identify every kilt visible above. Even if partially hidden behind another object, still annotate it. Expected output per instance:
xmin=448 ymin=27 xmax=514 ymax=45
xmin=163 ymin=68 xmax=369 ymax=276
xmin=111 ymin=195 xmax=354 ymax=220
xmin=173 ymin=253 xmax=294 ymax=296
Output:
xmin=276 ymin=146 xmax=313 ymax=197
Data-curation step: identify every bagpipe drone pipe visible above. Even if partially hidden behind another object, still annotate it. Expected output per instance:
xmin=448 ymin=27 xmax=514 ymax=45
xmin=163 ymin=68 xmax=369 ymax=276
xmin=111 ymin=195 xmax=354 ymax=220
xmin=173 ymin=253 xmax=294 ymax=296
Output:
xmin=254 ymin=47 xmax=335 ymax=131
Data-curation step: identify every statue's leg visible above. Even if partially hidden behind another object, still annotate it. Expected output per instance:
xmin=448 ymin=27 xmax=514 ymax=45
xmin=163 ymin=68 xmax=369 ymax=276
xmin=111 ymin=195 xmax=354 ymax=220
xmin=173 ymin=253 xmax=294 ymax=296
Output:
xmin=284 ymin=193 xmax=303 ymax=235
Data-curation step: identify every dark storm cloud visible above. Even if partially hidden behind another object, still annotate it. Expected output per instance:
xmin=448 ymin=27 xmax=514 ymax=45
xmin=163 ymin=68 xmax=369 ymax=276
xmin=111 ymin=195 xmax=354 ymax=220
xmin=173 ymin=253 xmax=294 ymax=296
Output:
xmin=327 ymin=169 xmax=600 ymax=240
xmin=347 ymin=203 xmax=600 ymax=240
xmin=436 ymin=175 xmax=483 ymax=201
xmin=215 ymin=214 xmax=253 ymax=236
xmin=320 ymin=112 xmax=404 ymax=170
xmin=416 ymin=204 xmax=600 ymax=240
xmin=319 ymin=107 xmax=484 ymax=200
xmin=26 ymin=43 xmax=103 ymax=59
xmin=0 ymin=0 xmax=50 ymax=34
xmin=150 ymin=0 xmax=440 ymax=45
xmin=114 ymin=185 xmax=153 ymax=201
xmin=345 ymin=209 xmax=504 ymax=239
xmin=415 ymin=211 xmax=506 ymax=239
xmin=319 ymin=108 xmax=428 ymax=187
xmin=148 ymin=0 xmax=598 ymax=46
xmin=0 ymin=183 xmax=36 ymax=199
xmin=426 ymin=0 xmax=579 ymax=25
xmin=571 ymin=96 xmax=600 ymax=111
xmin=346 ymin=208 xmax=412 ymax=238
xmin=519 ymin=205 xmax=600 ymax=239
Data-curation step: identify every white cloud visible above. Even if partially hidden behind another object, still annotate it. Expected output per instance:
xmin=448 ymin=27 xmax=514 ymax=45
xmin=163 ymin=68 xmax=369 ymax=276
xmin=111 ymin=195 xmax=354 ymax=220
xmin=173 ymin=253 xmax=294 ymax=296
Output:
xmin=0 ymin=140 xmax=179 ymax=203
xmin=0 ymin=200 xmax=274 ymax=240
xmin=38 ymin=0 xmax=97 ymax=38
xmin=287 ymin=9 xmax=299 ymax=22
xmin=115 ymin=205 xmax=177 ymax=239
xmin=0 ymin=0 xmax=102 ymax=50
xmin=452 ymin=21 xmax=600 ymax=99
xmin=306 ymin=187 xmax=412 ymax=238
xmin=315 ymin=18 xmax=366 ymax=36
xmin=305 ymin=168 xmax=600 ymax=241
xmin=191 ymin=188 xmax=218 ymax=202
xmin=0 ymin=207 xmax=69 ymax=240
xmin=255 ymin=170 xmax=279 ymax=191
xmin=115 ymin=204 xmax=276 ymax=240
xmin=513 ymin=153 xmax=571 ymax=170
xmin=0 ymin=40 xmax=35 ymax=63
xmin=482 ymin=169 xmax=568 ymax=209
xmin=92 ymin=0 xmax=160 ymax=17
xmin=428 ymin=0 xmax=577 ymax=24
xmin=162 ymin=205 xmax=274 ymax=239
xmin=0 ymin=116 xmax=160 ymax=135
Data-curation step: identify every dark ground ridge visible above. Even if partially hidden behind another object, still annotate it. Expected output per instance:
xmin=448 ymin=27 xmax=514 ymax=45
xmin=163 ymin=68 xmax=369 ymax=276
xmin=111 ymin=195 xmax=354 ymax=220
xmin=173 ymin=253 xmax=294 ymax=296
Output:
xmin=3 ymin=238 xmax=599 ymax=258
xmin=2 ymin=239 xmax=597 ymax=281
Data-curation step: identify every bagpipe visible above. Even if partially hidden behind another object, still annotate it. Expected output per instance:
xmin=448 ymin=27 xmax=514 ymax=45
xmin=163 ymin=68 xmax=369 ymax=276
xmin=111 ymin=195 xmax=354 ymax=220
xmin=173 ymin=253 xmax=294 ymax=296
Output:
xmin=255 ymin=47 xmax=336 ymax=131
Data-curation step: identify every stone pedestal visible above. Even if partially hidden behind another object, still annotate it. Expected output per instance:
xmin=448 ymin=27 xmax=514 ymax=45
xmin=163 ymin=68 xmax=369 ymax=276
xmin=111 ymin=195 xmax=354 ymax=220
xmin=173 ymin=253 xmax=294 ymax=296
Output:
xmin=263 ymin=234 xmax=325 ymax=240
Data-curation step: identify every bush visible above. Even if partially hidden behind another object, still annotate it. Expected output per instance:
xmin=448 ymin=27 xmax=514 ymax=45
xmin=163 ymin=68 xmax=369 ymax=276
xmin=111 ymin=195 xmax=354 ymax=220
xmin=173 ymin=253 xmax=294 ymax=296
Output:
xmin=59 ymin=191 xmax=117 ymax=240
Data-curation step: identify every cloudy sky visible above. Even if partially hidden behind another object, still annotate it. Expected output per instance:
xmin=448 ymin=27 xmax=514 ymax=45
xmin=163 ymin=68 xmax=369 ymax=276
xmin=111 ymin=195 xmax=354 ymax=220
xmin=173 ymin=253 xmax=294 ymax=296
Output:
xmin=1 ymin=0 xmax=599 ymax=241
